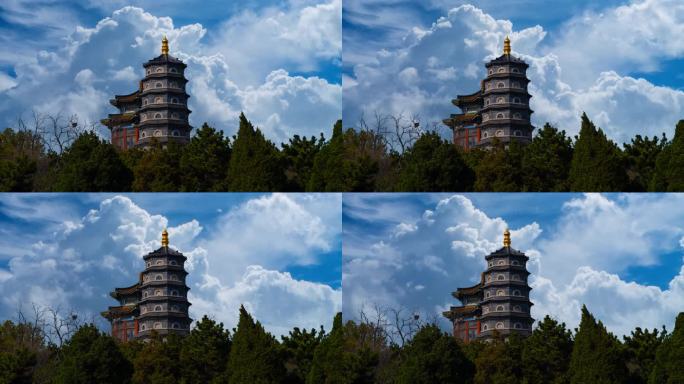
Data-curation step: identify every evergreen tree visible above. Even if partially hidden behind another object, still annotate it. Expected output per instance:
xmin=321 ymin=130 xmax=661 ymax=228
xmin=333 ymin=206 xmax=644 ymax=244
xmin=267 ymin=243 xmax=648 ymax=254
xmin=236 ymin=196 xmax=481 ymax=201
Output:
xmin=56 ymin=324 xmax=132 ymax=384
xmin=131 ymin=141 xmax=183 ymax=191
xmin=474 ymin=139 xmax=524 ymax=191
xmin=474 ymin=332 xmax=523 ymax=384
xmin=396 ymin=324 xmax=474 ymax=384
xmin=623 ymin=134 xmax=667 ymax=191
xmin=651 ymin=120 xmax=684 ymax=191
xmin=0 ymin=128 xmax=43 ymax=192
xmin=281 ymin=134 xmax=325 ymax=191
xmin=568 ymin=113 xmax=628 ymax=191
xmin=568 ymin=305 xmax=627 ymax=384
xmin=623 ymin=326 xmax=666 ymax=384
xmin=179 ymin=123 xmax=231 ymax=191
xmin=227 ymin=113 xmax=286 ymax=191
xmin=308 ymin=122 xmax=381 ymax=192
xmin=650 ymin=313 xmax=684 ymax=384
xmin=0 ymin=321 xmax=40 ymax=384
xmin=521 ymin=124 xmax=573 ymax=191
xmin=281 ymin=326 xmax=325 ymax=384
xmin=54 ymin=131 xmax=132 ymax=191
xmin=179 ymin=316 xmax=231 ymax=384
xmin=223 ymin=306 xmax=285 ymax=384
xmin=132 ymin=332 xmax=183 ymax=384
xmin=396 ymin=132 xmax=474 ymax=191
xmin=522 ymin=315 xmax=573 ymax=384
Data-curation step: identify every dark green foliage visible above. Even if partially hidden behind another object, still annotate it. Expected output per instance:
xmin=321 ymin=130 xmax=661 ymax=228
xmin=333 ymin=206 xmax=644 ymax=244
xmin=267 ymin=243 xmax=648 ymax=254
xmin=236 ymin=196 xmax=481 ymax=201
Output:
xmin=54 ymin=131 xmax=132 ymax=191
xmin=396 ymin=324 xmax=474 ymax=384
xmin=307 ymin=313 xmax=349 ymax=384
xmin=569 ymin=113 xmax=628 ymax=191
xmin=227 ymin=113 xmax=286 ymax=191
xmin=623 ymin=134 xmax=667 ymax=191
xmin=308 ymin=121 xmax=382 ymax=191
xmin=474 ymin=332 xmax=522 ymax=384
xmin=179 ymin=316 xmax=231 ymax=384
xmin=650 ymin=313 xmax=684 ymax=384
xmin=56 ymin=324 xmax=132 ymax=384
xmin=623 ymin=326 xmax=666 ymax=384
xmin=281 ymin=326 xmax=325 ymax=384
xmin=131 ymin=141 xmax=183 ymax=191
xmin=282 ymin=134 xmax=325 ymax=191
xmin=179 ymin=123 xmax=231 ymax=191
xmin=521 ymin=124 xmax=573 ymax=191
xmin=522 ymin=316 xmax=573 ymax=384
xmin=568 ymin=305 xmax=627 ymax=384
xmin=0 ymin=321 xmax=40 ymax=384
xmin=132 ymin=333 xmax=183 ymax=384
xmin=224 ymin=305 xmax=286 ymax=384
xmin=651 ymin=120 xmax=684 ymax=191
xmin=0 ymin=129 xmax=42 ymax=191
xmin=474 ymin=139 xmax=524 ymax=191
xmin=396 ymin=131 xmax=474 ymax=191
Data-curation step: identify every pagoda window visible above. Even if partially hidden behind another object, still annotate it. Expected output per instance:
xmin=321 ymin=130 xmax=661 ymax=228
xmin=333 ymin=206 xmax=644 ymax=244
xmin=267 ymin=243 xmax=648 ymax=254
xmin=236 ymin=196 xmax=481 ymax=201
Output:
xmin=496 ymin=322 xmax=504 ymax=329
xmin=512 ymin=274 xmax=520 ymax=281
xmin=496 ymin=305 xmax=504 ymax=312
xmin=172 ymin=323 xmax=180 ymax=329
xmin=140 ymin=324 xmax=146 ymax=331
xmin=482 ymin=324 xmax=488 ymax=331
xmin=513 ymin=97 xmax=521 ymax=103
xmin=172 ymin=112 xmax=179 ymax=119
xmin=143 ymin=291 xmax=148 ymax=298
xmin=154 ymin=305 xmax=162 ymax=312
xmin=496 ymin=97 xmax=504 ymax=104
xmin=171 ymin=97 xmax=179 ymax=103
xmin=143 ymin=99 xmax=148 ymax=106
xmin=485 ymin=291 xmax=491 ymax=298
xmin=512 ymin=260 xmax=520 ymax=266
xmin=171 ymin=305 xmax=180 ymax=312
xmin=155 ymin=82 xmax=162 ymax=88
xmin=488 ymin=69 xmax=493 ymax=75
xmin=513 ymin=305 xmax=521 ymax=312
xmin=154 ymin=113 xmax=162 ymax=119
xmin=486 ymin=275 xmax=492 ymax=282
xmin=146 ymin=262 xmax=151 ymax=267
xmin=486 ymin=82 xmax=491 ymax=89
xmin=154 ymin=322 xmax=162 ymax=329
xmin=170 ymin=82 xmax=178 ymax=88
xmin=483 ymin=114 xmax=489 ymax=121
xmin=156 ymin=259 xmax=163 ymax=265
xmin=170 ymin=260 xmax=178 ymax=266
xmin=172 ymin=130 xmax=180 ymax=137
xmin=513 ymin=289 xmax=522 ymax=296
xmin=497 ymin=82 xmax=505 ymax=88
xmin=155 ymin=275 xmax=163 ymax=281
xmin=170 ymin=68 xmax=177 ymax=73
xmin=512 ymin=68 xmax=520 ymax=73
xmin=497 ymin=259 xmax=505 ymax=266
xmin=513 ymin=113 xmax=521 ymax=119
xmin=156 ymin=67 xmax=163 ymax=73
xmin=171 ymin=289 xmax=179 ymax=296
xmin=155 ymin=290 xmax=162 ymax=296
xmin=497 ymin=274 xmax=505 ymax=281
xmin=141 ymin=132 xmax=146 ymax=138
xmin=483 ymin=307 xmax=489 ymax=313
xmin=514 ymin=323 xmax=522 ymax=329
xmin=483 ymin=132 xmax=488 ymax=138
xmin=496 ymin=113 xmax=504 ymax=119
xmin=512 ymin=81 xmax=520 ymax=88
xmin=146 ymin=69 xmax=151 ymax=75
xmin=141 ymin=307 xmax=146 ymax=313
xmin=496 ymin=130 xmax=504 ymax=137
xmin=498 ymin=67 xmax=505 ymax=73
xmin=155 ymin=97 xmax=163 ymax=104
xmin=496 ymin=290 xmax=504 ymax=296
xmin=170 ymin=274 xmax=178 ymax=281
xmin=154 ymin=130 xmax=162 ymax=137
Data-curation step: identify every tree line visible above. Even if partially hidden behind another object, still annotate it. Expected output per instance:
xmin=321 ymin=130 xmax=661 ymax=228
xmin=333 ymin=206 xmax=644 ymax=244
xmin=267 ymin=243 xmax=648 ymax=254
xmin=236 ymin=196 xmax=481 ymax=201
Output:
xmin=2 ymin=305 xmax=682 ymax=384
xmin=1 ymin=112 xmax=683 ymax=192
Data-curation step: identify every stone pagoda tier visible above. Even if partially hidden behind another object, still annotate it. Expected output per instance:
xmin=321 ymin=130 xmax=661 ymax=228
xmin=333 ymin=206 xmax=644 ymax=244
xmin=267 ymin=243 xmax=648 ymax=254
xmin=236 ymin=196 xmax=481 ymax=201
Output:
xmin=443 ymin=37 xmax=535 ymax=150
xmin=444 ymin=229 xmax=534 ymax=342
xmin=102 ymin=230 xmax=192 ymax=341
xmin=101 ymin=36 xmax=193 ymax=150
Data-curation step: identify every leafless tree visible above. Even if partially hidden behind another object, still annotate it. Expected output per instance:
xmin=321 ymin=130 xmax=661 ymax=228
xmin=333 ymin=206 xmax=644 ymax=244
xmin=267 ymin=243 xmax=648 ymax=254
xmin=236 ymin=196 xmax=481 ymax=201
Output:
xmin=14 ymin=110 xmax=95 ymax=153
xmin=357 ymin=303 xmax=435 ymax=347
xmin=15 ymin=303 xmax=92 ymax=347
xmin=358 ymin=111 xmax=424 ymax=153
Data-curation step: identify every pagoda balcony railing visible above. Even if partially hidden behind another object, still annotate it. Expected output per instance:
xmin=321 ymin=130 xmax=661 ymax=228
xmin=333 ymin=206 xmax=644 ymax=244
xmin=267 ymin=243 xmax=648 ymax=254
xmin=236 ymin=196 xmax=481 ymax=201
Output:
xmin=141 ymin=279 xmax=187 ymax=287
xmin=139 ymin=118 xmax=190 ymax=126
xmin=481 ymin=294 xmax=531 ymax=304
xmin=483 ymin=280 xmax=528 ymax=288
xmin=481 ymin=102 xmax=530 ymax=111
xmin=480 ymin=118 xmax=532 ymax=126
xmin=486 ymin=72 xmax=527 ymax=79
xmin=143 ymin=72 xmax=185 ymax=79
xmin=482 ymin=87 xmax=529 ymax=96
xmin=140 ymin=87 xmax=187 ymax=96
xmin=479 ymin=327 xmax=532 ymax=335
xmin=137 ymin=327 xmax=190 ymax=336
xmin=485 ymin=263 xmax=528 ymax=270
xmin=138 ymin=310 xmax=189 ymax=319
xmin=143 ymin=264 xmax=187 ymax=272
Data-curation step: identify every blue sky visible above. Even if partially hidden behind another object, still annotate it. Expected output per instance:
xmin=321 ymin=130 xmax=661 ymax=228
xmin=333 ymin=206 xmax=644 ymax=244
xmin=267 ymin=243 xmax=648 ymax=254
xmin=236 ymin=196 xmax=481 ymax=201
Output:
xmin=0 ymin=0 xmax=341 ymax=144
xmin=0 ymin=193 xmax=342 ymax=336
xmin=343 ymin=193 xmax=684 ymax=336
xmin=343 ymin=0 xmax=684 ymax=145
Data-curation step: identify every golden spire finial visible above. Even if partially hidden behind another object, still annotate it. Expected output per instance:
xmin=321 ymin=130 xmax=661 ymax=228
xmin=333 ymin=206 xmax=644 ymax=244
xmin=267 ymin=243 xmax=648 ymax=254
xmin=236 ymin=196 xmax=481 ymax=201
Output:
xmin=161 ymin=35 xmax=169 ymax=55
xmin=161 ymin=229 xmax=169 ymax=247
xmin=503 ymin=229 xmax=511 ymax=247
xmin=503 ymin=35 xmax=511 ymax=56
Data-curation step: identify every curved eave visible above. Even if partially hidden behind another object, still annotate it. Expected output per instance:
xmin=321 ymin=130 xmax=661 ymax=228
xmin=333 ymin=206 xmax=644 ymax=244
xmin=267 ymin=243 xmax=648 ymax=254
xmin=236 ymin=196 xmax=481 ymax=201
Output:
xmin=485 ymin=55 xmax=530 ymax=68
xmin=143 ymin=54 xmax=187 ymax=68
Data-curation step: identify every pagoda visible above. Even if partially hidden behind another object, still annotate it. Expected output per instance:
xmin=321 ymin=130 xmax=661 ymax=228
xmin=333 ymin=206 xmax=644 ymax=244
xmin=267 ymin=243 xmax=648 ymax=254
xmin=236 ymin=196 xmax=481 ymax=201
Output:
xmin=443 ymin=229 xmax=534 ymax=342
xmin=443 ymin=37 xmax=534 ymax=150
xmin=102 ymin=229 xmax=192 ymax=341
xmin=101 ymin=36 xmax=193 ymax=149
